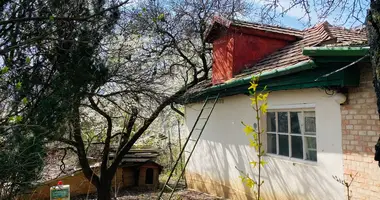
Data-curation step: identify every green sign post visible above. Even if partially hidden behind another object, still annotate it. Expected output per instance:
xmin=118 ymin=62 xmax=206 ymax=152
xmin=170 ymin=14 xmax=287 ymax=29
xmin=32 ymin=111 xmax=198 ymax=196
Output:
xmin=50 ymin=181 xmax=70 ymax=200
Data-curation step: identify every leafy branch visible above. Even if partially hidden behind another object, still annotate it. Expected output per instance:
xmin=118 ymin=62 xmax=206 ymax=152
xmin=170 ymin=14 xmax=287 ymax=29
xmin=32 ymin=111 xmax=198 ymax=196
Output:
xmin=238 ymin=76 xmax=269 ymax=200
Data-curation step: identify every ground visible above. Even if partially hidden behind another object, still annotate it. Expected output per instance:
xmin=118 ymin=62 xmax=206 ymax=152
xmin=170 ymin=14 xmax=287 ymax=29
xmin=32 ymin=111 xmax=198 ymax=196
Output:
xmin=117 ymin=189 xmax=224 ymax=200
xmin=72 ymin=188 xmax=224 ymax=200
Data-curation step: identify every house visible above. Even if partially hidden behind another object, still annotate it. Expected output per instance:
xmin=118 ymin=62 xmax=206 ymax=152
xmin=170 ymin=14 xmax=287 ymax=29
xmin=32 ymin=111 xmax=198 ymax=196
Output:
xmin=25 ymin=149 xmax=162 ymax=199
xmin=182 ymin=17 xmax=377 ymax=200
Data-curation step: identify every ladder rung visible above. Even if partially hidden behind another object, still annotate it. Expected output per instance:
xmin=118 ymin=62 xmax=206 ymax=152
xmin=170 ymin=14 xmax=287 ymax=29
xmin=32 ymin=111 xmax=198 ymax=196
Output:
xmin=165 ymin=184 xmax=174 ymax=191
xmin=207 ymin=96 xmax=219 ymax=99
xmin=191 ymin=136 xmax=200 ymax=139
xmin=157 ymin=94 xmax=219 ymax=200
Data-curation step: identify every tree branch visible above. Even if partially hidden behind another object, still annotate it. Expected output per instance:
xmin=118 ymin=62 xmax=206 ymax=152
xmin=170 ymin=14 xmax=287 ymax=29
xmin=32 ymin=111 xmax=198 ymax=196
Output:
xmin=0 ymin=0 xmax=130 ymax=25
xmin=118 ymin=107 xmax=138 ymax=152
xmin=88 ymin=97 xmax=113 ymax=176
xmin=71 ymin=100 xmax=100 ymax=188
xmin=108 ymin=74 xmax=206 ymax=174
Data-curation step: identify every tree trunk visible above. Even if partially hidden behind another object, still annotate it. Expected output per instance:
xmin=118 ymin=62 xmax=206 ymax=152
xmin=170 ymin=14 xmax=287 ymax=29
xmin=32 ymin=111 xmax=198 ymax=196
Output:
xmin=97 ymin=182 xmax=112 ymax=200
xmin=168 ymin=128 xmax=174 ymax=170
xmin=96 ymin=165 xmax=118 ymax=200
xmin=367 ymin=0 xmax=380 ymax=164
xmin=368 ymin=0 xmax=380 ymax=115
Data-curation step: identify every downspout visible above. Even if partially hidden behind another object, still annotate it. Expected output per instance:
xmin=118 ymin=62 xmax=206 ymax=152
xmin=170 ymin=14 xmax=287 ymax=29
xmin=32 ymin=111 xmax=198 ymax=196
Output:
xmin=170 ymin=103 xmax=184 ymax=117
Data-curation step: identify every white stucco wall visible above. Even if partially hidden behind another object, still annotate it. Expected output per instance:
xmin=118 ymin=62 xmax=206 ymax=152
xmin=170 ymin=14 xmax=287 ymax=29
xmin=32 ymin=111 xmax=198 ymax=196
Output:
xmin=184 ymin=88 xmax=345 ymax=200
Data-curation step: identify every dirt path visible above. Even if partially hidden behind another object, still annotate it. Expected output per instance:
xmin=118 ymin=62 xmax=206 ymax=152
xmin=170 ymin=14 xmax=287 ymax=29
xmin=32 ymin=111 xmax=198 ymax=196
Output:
xmin=72 ymin=188 xmax=224 ymax=200
xmin=117 ymin=189 xmax=224 ymax=200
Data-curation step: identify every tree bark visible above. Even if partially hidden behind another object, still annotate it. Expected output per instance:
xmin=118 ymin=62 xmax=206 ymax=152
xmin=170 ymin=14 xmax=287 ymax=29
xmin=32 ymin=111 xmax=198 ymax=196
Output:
xmin=97 ymin=185 xmax=112 ymax=200
xmin=168 ymin=127 xmax=174 ymax=170
xmin=71 ymin=99 xmax=101 ymax=187
xmin=367 ymin=0 xmax=380 ymax=164
xmin=368 ymin=0 xmax=380 ymax=115
xmin=96 ymin=173 xmax=113 ymax=200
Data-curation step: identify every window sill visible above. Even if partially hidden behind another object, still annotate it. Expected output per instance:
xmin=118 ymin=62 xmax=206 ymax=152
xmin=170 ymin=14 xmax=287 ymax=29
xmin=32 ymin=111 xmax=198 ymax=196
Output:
xmin=264 ymin=153 xmax=318 ymax=166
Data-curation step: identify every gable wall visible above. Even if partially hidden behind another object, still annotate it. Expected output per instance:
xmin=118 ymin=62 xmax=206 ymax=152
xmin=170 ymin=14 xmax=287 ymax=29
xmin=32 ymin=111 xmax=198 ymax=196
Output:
xmin=212 ymin=32 xmax=234 ymax=85
xmin=211 ymin=29 xmax=289 ymax=85
xmin=232 ymin=31 xmax=288 ymax=75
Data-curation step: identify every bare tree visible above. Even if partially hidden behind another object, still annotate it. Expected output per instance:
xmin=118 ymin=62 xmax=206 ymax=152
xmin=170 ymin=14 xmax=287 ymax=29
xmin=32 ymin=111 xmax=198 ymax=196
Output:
xmin=71 ymin=1 xmax=249 ymax=199
xmin=0 ymin=0 xmax=249 ymax=199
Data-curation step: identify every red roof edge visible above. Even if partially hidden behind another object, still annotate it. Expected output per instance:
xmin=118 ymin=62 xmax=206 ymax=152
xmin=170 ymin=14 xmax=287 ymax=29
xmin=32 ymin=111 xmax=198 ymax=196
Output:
xmin=205 ymin=16 xmax=304 ymax=43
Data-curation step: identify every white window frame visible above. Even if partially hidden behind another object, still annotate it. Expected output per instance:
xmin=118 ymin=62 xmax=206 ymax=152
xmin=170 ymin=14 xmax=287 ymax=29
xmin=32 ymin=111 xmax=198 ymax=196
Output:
xmin=265 ymin=108 xmax=317 ymax=162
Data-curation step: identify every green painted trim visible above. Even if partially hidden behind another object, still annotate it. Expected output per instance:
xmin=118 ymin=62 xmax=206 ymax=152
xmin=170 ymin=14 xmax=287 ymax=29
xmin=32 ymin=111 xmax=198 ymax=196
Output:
xmin=310 ymin=56 xmax=370 ymax=63
xmin=196 ymin=47 xmax=368 ymax=97
xmin=184 ymin=47 xmax=368 ymax=103
xmin=303 ymin=46 xmax=369 ymax=57
xmin=258 ymin=60 xmax=317 ymax=80
xmin=185 ymin=61 xmax=360 ymax=103
xmin=199 ymin=60 xmax=317 ymax=94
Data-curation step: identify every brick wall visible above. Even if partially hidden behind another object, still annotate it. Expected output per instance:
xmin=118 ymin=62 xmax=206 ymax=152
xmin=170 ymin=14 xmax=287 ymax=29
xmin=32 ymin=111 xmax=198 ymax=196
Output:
xmin=341 ymin=64 xmax=380 ymax=199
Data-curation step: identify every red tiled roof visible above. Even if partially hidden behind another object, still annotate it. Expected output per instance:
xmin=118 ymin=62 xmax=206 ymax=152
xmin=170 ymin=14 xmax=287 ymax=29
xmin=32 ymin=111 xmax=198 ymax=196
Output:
xmin=184 ymin=20 xmax=368 ymax=98
xmin=205 ymin=16 xmax=304 ymax=42
xmin=235 ymin=22 xmax=367 ymax=78
xmin=232 ymin=20 xmax=304 ymax=38
xmin=328 ymin=26 xmax=367 ymax=45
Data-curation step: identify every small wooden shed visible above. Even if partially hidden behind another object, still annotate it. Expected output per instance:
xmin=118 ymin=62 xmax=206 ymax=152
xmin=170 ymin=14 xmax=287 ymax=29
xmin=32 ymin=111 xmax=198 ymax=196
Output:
xmin=24 ymin=149 xmax=162 ymax=200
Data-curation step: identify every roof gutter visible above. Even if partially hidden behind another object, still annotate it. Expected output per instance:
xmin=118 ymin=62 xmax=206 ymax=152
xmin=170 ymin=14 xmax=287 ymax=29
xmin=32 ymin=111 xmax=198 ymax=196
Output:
xmin=196 ymin=60 xmax=317 ymax=95
xmin=303 ymin=46 xmax=369 ymax=57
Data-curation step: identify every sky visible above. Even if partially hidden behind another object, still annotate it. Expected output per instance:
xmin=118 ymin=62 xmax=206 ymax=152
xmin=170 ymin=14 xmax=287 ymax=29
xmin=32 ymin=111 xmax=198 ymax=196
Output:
xmin=277 ymin=15 xmax=311 ymax=30
xmin=277 ymin=10 xmax=365 ymax=30
xmin=246 ymin=0 xmax=368 ymax=30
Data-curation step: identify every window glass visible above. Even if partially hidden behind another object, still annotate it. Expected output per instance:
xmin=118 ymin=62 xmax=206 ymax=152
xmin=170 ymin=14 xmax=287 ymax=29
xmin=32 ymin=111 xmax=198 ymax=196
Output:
xmin=267 ymin=133 xmax=277 ymax=154
xmin=305 ymin=111 xmax=316 ymax=134
xmin=267 ymin=112 xmax=276 ymax=132
xmin=291 ymin=136 xmax=303 ymax=159
xmin=290 ymin=112 xmax=302 ymax=134
xmin=267 ymin=110 xmax=317 ymax=162
xmin=305 ymin=137 xmax=317 ymax=150
xmin=307 ymin=150 xmax=317 ymax=161
xmin=278 ymin=135 xmax=289 ymax=156
xmin=278 ymin=112 xmax=288 ymax=133
xmin=305 ymin=137 xmax=317 ymax=161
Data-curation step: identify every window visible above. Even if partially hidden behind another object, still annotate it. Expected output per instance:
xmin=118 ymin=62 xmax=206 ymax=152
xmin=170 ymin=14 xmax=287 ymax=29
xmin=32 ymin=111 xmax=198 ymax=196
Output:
xmin=266 ymin=110 xmax=317 ymax=161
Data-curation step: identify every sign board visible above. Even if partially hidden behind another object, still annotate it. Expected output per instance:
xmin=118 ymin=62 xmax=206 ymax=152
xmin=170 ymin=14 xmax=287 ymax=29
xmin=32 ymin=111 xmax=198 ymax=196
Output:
xmin=50 ymin=184 xmax=70 ymax=200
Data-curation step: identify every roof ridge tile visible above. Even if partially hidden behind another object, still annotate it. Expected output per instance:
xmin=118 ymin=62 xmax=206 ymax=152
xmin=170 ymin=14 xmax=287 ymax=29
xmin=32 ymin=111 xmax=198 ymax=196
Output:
xmin=232 ymin=19 xmax=303 ymax=32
